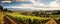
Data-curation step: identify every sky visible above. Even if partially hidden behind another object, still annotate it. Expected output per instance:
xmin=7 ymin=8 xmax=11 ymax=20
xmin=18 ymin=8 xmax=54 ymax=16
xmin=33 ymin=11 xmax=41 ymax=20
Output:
xmin=0 ymin=0 xmax=2 ymax=5
xmin=1 ymin=0 xmax=60 ymax=10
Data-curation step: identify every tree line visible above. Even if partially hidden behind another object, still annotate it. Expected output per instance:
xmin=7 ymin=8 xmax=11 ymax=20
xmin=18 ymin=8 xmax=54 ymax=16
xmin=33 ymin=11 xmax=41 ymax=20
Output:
xmin=22 ymin=10 xmax=60 ymax=17
xmin=0 ymin=5 xmax=12 ymax=12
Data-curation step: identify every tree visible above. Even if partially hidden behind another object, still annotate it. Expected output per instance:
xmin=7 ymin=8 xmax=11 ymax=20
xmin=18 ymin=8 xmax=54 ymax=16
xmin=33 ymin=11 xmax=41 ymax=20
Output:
xmin=32 ymin=11 xmax=39 ymax=16
xmin=3 ymin=8 xmax=8 ymax=11
xmin=0 ymin=5 xmax=3 ymax=11
xmin=8 ymin=10 xmax=13 ymax=13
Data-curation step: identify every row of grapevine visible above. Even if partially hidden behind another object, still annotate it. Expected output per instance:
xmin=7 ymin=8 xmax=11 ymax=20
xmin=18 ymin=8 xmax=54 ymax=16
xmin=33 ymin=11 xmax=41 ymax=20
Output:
xmin=6 ymin=13 xmax=50 ymax=24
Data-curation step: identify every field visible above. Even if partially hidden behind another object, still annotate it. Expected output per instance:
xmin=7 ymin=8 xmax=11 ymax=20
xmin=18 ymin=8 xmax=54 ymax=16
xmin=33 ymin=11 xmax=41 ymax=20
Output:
xmin=0 ymin=12 xmax=4 ymax=24
xmin=3 ymin=12 xmax=60 ymax=24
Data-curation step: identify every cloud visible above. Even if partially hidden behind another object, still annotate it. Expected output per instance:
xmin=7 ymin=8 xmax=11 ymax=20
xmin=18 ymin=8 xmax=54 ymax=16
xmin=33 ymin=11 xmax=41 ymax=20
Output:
xmin=14 ymin=0 xmax=30 ymax=2
xmin=31 ymin=0 xmax=60 ymax=7
xmin=6 ymin=0 xmax=60 ymax=8
xmin=30 ymin=0 xmax=46 ymax=7
xmin=3 ymin=0 xmax=60 ymax=10
xmin=2 ymin=1 xmax=11 ymax=3
xmin=15 ymin=0 xmax=26 ymax=2
xmin=10 ymin=4 xmax=33 ymax=8
xmin=49 ymin=0 xmax=59 ymax=7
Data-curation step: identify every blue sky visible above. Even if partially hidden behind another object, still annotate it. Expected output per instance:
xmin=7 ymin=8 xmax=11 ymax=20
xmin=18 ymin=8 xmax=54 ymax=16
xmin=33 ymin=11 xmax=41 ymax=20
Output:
xmin=2 ymin=0 xmax=32 ymax=8
xmin=2 ymin=0 xmax=60 ymax=10
xmin=38 ymin=0 xmax=56 ymax=5
xmin=3 ymin=2 xmax=31 ymax=8
xmin=0 ymin=0 xmax=2 ymax=5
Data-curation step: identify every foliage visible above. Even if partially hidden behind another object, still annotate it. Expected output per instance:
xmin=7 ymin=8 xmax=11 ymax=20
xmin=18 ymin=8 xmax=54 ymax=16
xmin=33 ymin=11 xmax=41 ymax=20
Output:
xmin=3 ymin=8 xmax=8 ymax=11
xmin=6 ymin=12 xmax=49 ymax=24
xmin=0 ymin=5 xmax=3 ymax=11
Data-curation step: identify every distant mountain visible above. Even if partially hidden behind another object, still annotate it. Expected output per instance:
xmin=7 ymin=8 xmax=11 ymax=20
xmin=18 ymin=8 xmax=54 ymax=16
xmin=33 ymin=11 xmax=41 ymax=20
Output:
xmin=7 ymin=8 xmax=36 ymax=11
xmin=6 ymin=8 xmax=60 ymax=12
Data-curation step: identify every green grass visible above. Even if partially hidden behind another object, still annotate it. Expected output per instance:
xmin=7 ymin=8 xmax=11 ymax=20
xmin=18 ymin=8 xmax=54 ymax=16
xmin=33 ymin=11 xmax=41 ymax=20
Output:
xmin=51 ymin=14 xmax=60 ymax=20
xmin=0 ymin=22 xmax=2 ymax=24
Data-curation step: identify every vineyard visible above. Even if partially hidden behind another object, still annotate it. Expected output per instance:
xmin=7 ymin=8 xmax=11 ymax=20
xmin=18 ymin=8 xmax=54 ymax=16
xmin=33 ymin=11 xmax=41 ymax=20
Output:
xmin=3 ymin=12 xmax=50 ymax=24
xmin=3 ymin=12 xmax=60 ymax=24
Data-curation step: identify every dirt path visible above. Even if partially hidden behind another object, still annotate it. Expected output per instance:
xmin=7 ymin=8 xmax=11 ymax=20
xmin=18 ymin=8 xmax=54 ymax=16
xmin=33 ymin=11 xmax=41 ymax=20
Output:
xmin=0 ymin=12 xmax=4 ymax=24
xmin=45 ymin=18 xmax=57 ymax=24
xmin=5 ymin=16 xmax=17 ymax=24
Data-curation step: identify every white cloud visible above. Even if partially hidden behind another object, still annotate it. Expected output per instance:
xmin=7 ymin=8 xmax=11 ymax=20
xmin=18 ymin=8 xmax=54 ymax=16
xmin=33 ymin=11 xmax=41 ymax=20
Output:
xmin=30 ymin=0 xmax=60 ymax=7
xmin=10 ymin=4 xmax=34 ymax=8
xmin=2 ymin=1 xmax=11 ymax=3
xmin=15 ymin=0 xmax=26 ymax=2
xmin=49 ymin=0 xmax=59 ymax=7
xmin=10 ymin=4 xmax=60 ymax=10
xmin=4 ymin=0 xmax=60 ymax=10
xmin=14 ymin=0 xmax=30 ymax=2
xmin=30 ymin=0 xmax=46 ymax=7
